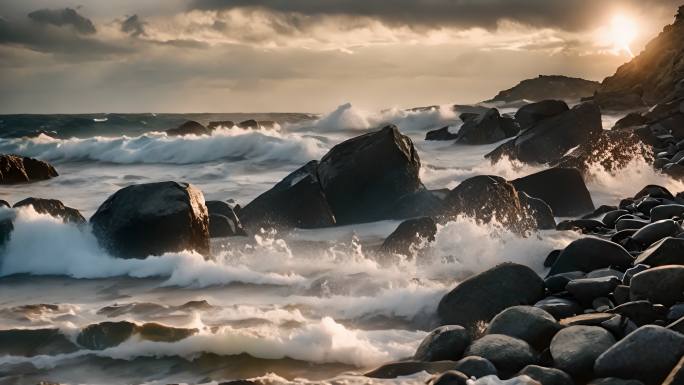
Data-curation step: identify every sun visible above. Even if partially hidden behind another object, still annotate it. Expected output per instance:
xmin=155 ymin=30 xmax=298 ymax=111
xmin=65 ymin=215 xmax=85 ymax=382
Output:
xmin=609 ymin=14 xmax=638 ymax=57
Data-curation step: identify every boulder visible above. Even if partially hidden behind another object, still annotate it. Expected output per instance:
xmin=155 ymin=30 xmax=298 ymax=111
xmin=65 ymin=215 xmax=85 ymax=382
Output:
xmin=166 ymin=120 xmax=211 ymax=136
xmin=444 ymin=175 xmax=538 ymax=234
xmin=630 ymin=265 xmax=684 ymax=306
xmin=389 ymin=189 xmax=446 ymax=219
xmin=545 ymin=271 xmax=585 ymax=293
xmin=464 ymin=334 xmax=537 ymax=375
xmin=486 ymin=102 xmax=603 ymax=165
xmin=382 ymin=217 xmax=437 ymax=255
xmin=548 ymin=238 xmax=634 ymax=275
xmin=594 ymin=325 xmax=684 ymax=384
xmin=438 ymin=263 xmax=544 ymax=329
xmin=593 ymin=88 xmax=646 ymax=111
xmin=414 ymin=325 xmax=471 ymax=362
xmin=511 ymin=168 xmax=595 ymax=216
xmin=534 ymin=297 xmax=583 ymax=320
xmin=613 ymin=112 xmax=648 ymax=129
xmin=453 ymin=356 xmax=498 ymax=379
xmin=76 ymin=321 xmax=136 ymax=350
xmin=426 ymin=126 xmax=458 ymax=141
xmin=90 ymin=181 xmax=210 ymax=259
xmin=634 ymin=237 xmax=684 ymax=266
xmin=205 ymin=200 xmax=246 ymax=237
xmin=317 ymin=125 xmax=422 ymax=225
xmin=518 ymin=365 xmax=573 ymax=385
xmin=239 ymin=161 xmax=336 ymax=230
xmin=650 ymin=204 xmax=684 ymax=221
xmin=566 ymin=277 xmax=620 ymax=304
xmin=550 ymin=325 xmax=616 ymax=377
xmin=602 ymin=210 xmax=630 ymax=228
xmin=0 ymin=154 xmax=58 ymax=184
xmin=607 ymin=300 xmax=662 ymax=326
xmin=455 ymin=109 xmax=519 ymax=145
xmin=514 ymin=100 xmax=569 ymax=130
xmin=631 ymin=219 xmax=681 ymax=248
xmin=13 ymin=197 xmax=85 ymax=224
xmin=486 ymin=306 xmax=561 ymax=350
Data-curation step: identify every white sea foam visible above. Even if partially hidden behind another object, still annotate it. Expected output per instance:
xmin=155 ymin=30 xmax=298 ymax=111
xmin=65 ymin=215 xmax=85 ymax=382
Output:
xmin=297 ymin=103 xmax=459 ymax=133
xmin=0 ymin=128 xmax=326 ymax=165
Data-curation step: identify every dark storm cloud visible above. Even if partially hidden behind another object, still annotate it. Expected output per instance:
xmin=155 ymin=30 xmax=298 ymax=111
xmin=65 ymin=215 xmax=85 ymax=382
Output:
xmin=0 ymin=16 xmax=130 ymax=57
xmin=190 ymin=0 xmax=682 ymax=31
xmin=28 ymin=8 xmax=96 ymax=34
xmin=121 ymin=14 xmax=146 ymax=37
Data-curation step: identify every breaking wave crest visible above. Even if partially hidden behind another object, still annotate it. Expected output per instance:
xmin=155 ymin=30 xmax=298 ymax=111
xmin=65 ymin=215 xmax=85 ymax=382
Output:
xmin=0 ymin=128 xmax=327 ymax=165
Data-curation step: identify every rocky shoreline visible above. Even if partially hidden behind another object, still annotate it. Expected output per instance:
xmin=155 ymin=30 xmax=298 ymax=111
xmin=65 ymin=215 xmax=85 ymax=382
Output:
xmin=2 ymin=5 xmax=684 ymax=385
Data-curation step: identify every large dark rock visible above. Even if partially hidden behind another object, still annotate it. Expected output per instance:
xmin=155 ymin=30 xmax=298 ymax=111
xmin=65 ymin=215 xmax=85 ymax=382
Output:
xmin=414 ymin=325 xmax=471 ymax=362
xmin=512 ymin=168 xmax=595 ymax=216
xmin=548 ymin=238 xmax=634 ymax=275
xmin=389 ymin=189 xmax=446 ymax=219
xmin=13 ymin=197 xmax=85 ymax=224
xmin=0 ymin=154 xmax=58 ymax=184
xmin=630 ymin=265 xmax=684 ymax=306
xmin=593 ymin=87 xmax=647 ymax=111
xmin=317 ymin=125 xmax=422 ymax=225
xmin=438 ymin=263 xmax=545 ymax=329
xmin=444 ymin=175 xmax=539 ymax=234
xmin=455 ymin=109 xmax=519 ymax=144
xmin=485 ymin=75 xmax=600 ymax=104
xmin=208 ymin=120 xmax=235 ymax=129
xmin=240 ymin=161 xmax=336 ymax=230
xmin=464 ymin=334 xmax=537 ymax=375
xmin=77 ymin=321 xmax=196 ymax=350
xmin=486 ymin=102 xmax=603 ymax=165
xmin=594 ymin=325 xmax=684 ymax=384
xmin=382 ymin=217 xmax=437 ymax=255
xmin=634 ymin=236 xmax=684 ymax=266
xmin=520 ymin=193 xmax=556 ymax=230
xmin=631 ymin=219 xmax=681 ymax=248
xmin=550 ymin=325 xmax=616 ymax=377
xmin=486 ymin=306 xmax=561 ymax=350
xmin=206 ymin=200 xmax=246 ymax=237
xmin=514 ymin=100 xmax=569 ymax=130
xmin=566 ymin=277 xmax=620 ymax=304
xmin=166 ymin=120 xmax=211 ymax=136
xmin=426 ymin=126 xmax=458 ymax=141
xmin=90 ymin=181 xmax=210 ymax=259
xmin=453 ymin=356 xmax=498 ymax=378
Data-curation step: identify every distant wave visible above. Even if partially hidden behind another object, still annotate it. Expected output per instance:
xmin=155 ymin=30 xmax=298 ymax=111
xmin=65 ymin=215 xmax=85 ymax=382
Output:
xmin=0 ymin=128 xmax=327 ymax=165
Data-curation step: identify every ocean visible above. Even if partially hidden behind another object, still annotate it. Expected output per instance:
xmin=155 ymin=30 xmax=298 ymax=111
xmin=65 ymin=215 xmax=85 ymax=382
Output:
xmin=0 ymin=103 xmax=681 ymax=384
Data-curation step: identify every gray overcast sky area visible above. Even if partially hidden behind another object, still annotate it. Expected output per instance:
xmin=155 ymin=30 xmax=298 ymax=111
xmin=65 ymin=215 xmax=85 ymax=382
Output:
xmin=0 ymin=0 xmax=680 ymax=113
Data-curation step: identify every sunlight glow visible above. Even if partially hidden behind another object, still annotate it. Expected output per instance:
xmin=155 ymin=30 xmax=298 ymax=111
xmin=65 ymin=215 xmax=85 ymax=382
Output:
xmin=610 ymin=14 xmax=638 ymax=57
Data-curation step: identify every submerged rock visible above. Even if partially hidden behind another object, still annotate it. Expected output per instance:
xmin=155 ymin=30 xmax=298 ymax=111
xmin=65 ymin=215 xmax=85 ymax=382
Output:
xmin=166 ymin=120 xmax=211 ymax=136
xmin=438 ymin=263 xmax=544 ymax=329
xmin=0 ymin=328 xmax=78 ymax=356
xmin=90 ymin=181 xmax=210 ymax=259
xmin=13 ymin=197 xmax=85 ymax=224
xmin=0 ymin=154 xmax=58 ymax=184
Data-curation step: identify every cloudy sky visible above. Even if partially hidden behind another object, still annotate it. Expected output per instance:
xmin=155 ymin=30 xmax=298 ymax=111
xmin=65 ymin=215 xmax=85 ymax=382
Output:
xmin=0 ymin=0 xmax=681 ymax=113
